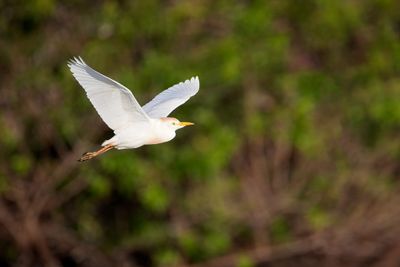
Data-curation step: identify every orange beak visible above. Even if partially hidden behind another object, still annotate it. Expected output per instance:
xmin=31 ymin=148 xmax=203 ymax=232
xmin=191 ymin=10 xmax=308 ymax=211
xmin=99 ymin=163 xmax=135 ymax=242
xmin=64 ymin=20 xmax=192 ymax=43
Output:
xmin=179 ymin=121 xmax=194 ymax=127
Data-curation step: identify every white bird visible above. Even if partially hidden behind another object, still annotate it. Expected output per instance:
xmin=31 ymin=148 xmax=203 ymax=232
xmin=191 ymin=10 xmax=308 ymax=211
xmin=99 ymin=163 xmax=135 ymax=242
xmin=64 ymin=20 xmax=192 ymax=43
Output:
xmin=67 ymin=57 xmax=199 ymax=162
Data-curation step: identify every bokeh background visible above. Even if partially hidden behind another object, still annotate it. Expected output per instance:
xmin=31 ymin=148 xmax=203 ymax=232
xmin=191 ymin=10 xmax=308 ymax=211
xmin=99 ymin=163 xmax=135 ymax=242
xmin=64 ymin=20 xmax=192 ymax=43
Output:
xmin=1 ymin=1 xmax=400 ymax=266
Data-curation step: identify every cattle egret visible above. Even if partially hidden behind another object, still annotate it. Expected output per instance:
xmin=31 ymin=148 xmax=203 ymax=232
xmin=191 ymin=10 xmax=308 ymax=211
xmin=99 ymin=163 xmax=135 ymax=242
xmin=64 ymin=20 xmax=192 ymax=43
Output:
xmin=68 ymin=57 xmax=199 ymax=162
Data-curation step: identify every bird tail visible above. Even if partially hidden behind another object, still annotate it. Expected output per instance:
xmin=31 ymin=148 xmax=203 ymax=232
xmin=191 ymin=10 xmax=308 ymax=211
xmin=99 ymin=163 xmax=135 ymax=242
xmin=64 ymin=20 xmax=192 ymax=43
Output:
xmin=101 ymin=136 xmax=118 ymax=147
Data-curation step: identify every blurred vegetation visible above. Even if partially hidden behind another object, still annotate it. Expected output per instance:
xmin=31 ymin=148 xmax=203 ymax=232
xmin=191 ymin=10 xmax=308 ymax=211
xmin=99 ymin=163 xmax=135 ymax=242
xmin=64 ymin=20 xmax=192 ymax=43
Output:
xmin=1 ymin=0 xmax=400 ymax=266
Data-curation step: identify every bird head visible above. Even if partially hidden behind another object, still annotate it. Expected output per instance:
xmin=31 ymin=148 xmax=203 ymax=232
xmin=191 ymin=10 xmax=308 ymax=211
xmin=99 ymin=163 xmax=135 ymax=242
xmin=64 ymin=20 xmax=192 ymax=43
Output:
xmin=161 ymin=117 xmax=194 ymax=130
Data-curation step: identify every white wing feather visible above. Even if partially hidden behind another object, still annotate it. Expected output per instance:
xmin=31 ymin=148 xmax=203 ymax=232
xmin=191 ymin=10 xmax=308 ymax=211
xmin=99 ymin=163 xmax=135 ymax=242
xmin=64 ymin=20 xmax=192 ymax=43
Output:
xmin=142 ymin=77 xmax=200 ymax=118
xmin=68 ymin=57 xmax=150 ymax=131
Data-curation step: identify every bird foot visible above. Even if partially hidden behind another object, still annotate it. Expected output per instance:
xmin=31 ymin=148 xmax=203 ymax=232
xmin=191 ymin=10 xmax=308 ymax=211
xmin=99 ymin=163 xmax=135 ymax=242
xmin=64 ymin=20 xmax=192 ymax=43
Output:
xmin=78 ymin=152 xmax=96 ymax=162
xmin=78 ymin=144 xmax=114 ymax=162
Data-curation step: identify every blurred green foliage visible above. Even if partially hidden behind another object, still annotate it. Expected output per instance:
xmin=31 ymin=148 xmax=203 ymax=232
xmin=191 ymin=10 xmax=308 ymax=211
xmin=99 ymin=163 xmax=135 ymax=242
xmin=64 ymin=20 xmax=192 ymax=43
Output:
xmin=1 ymin=0 xmax=400 ymax=266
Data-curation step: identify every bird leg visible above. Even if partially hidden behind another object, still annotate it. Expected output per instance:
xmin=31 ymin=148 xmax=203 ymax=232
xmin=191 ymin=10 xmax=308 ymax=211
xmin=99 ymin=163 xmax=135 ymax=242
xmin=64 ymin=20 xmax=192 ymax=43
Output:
xmin=78 ymin=144 xmax=114 ymax=162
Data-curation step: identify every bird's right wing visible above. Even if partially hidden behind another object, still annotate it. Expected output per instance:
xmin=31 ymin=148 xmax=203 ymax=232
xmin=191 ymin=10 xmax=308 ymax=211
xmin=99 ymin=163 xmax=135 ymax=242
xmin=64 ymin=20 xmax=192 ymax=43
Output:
xmin=142 ymin=77 xmax=200 ymax=118
xmin=68 ymin=57 xmax=150 ymax=131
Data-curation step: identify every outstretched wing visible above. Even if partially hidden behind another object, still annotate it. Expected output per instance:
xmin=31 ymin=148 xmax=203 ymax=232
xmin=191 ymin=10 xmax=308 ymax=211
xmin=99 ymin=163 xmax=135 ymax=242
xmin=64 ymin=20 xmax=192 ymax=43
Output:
xmin=142 ymin=77 xmax=200 ymax=118
xmin=68 ymin=57 xmax=150 ymax=131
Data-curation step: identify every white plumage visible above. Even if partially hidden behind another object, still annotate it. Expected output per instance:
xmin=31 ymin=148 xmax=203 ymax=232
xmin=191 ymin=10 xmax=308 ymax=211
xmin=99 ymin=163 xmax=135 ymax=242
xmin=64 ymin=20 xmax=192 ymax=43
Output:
xmin=68 ymin=57 xmax=199 ymax=161
xmin=142 ymin=76 xmax=200 ymax=118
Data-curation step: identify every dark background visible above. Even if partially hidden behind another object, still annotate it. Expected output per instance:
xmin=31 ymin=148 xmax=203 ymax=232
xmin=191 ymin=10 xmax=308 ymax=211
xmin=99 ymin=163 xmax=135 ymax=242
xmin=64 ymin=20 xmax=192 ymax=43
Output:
xmin=1 ymin=1 xmax=400 ymax=266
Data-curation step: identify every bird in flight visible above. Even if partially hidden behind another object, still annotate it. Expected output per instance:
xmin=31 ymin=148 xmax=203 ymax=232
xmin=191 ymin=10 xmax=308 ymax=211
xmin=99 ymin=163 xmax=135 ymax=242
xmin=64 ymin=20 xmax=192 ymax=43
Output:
xmin=68 ymin=57 xmax=199 ymax=162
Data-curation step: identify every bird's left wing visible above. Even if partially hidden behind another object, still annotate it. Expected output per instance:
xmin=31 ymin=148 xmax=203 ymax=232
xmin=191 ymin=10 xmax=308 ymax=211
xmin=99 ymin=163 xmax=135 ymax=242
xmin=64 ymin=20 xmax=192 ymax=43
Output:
xmin=142 ymin=77 xmax=200 ymax=118
xmin=68 ymin=57 xmax=150 ymax=131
